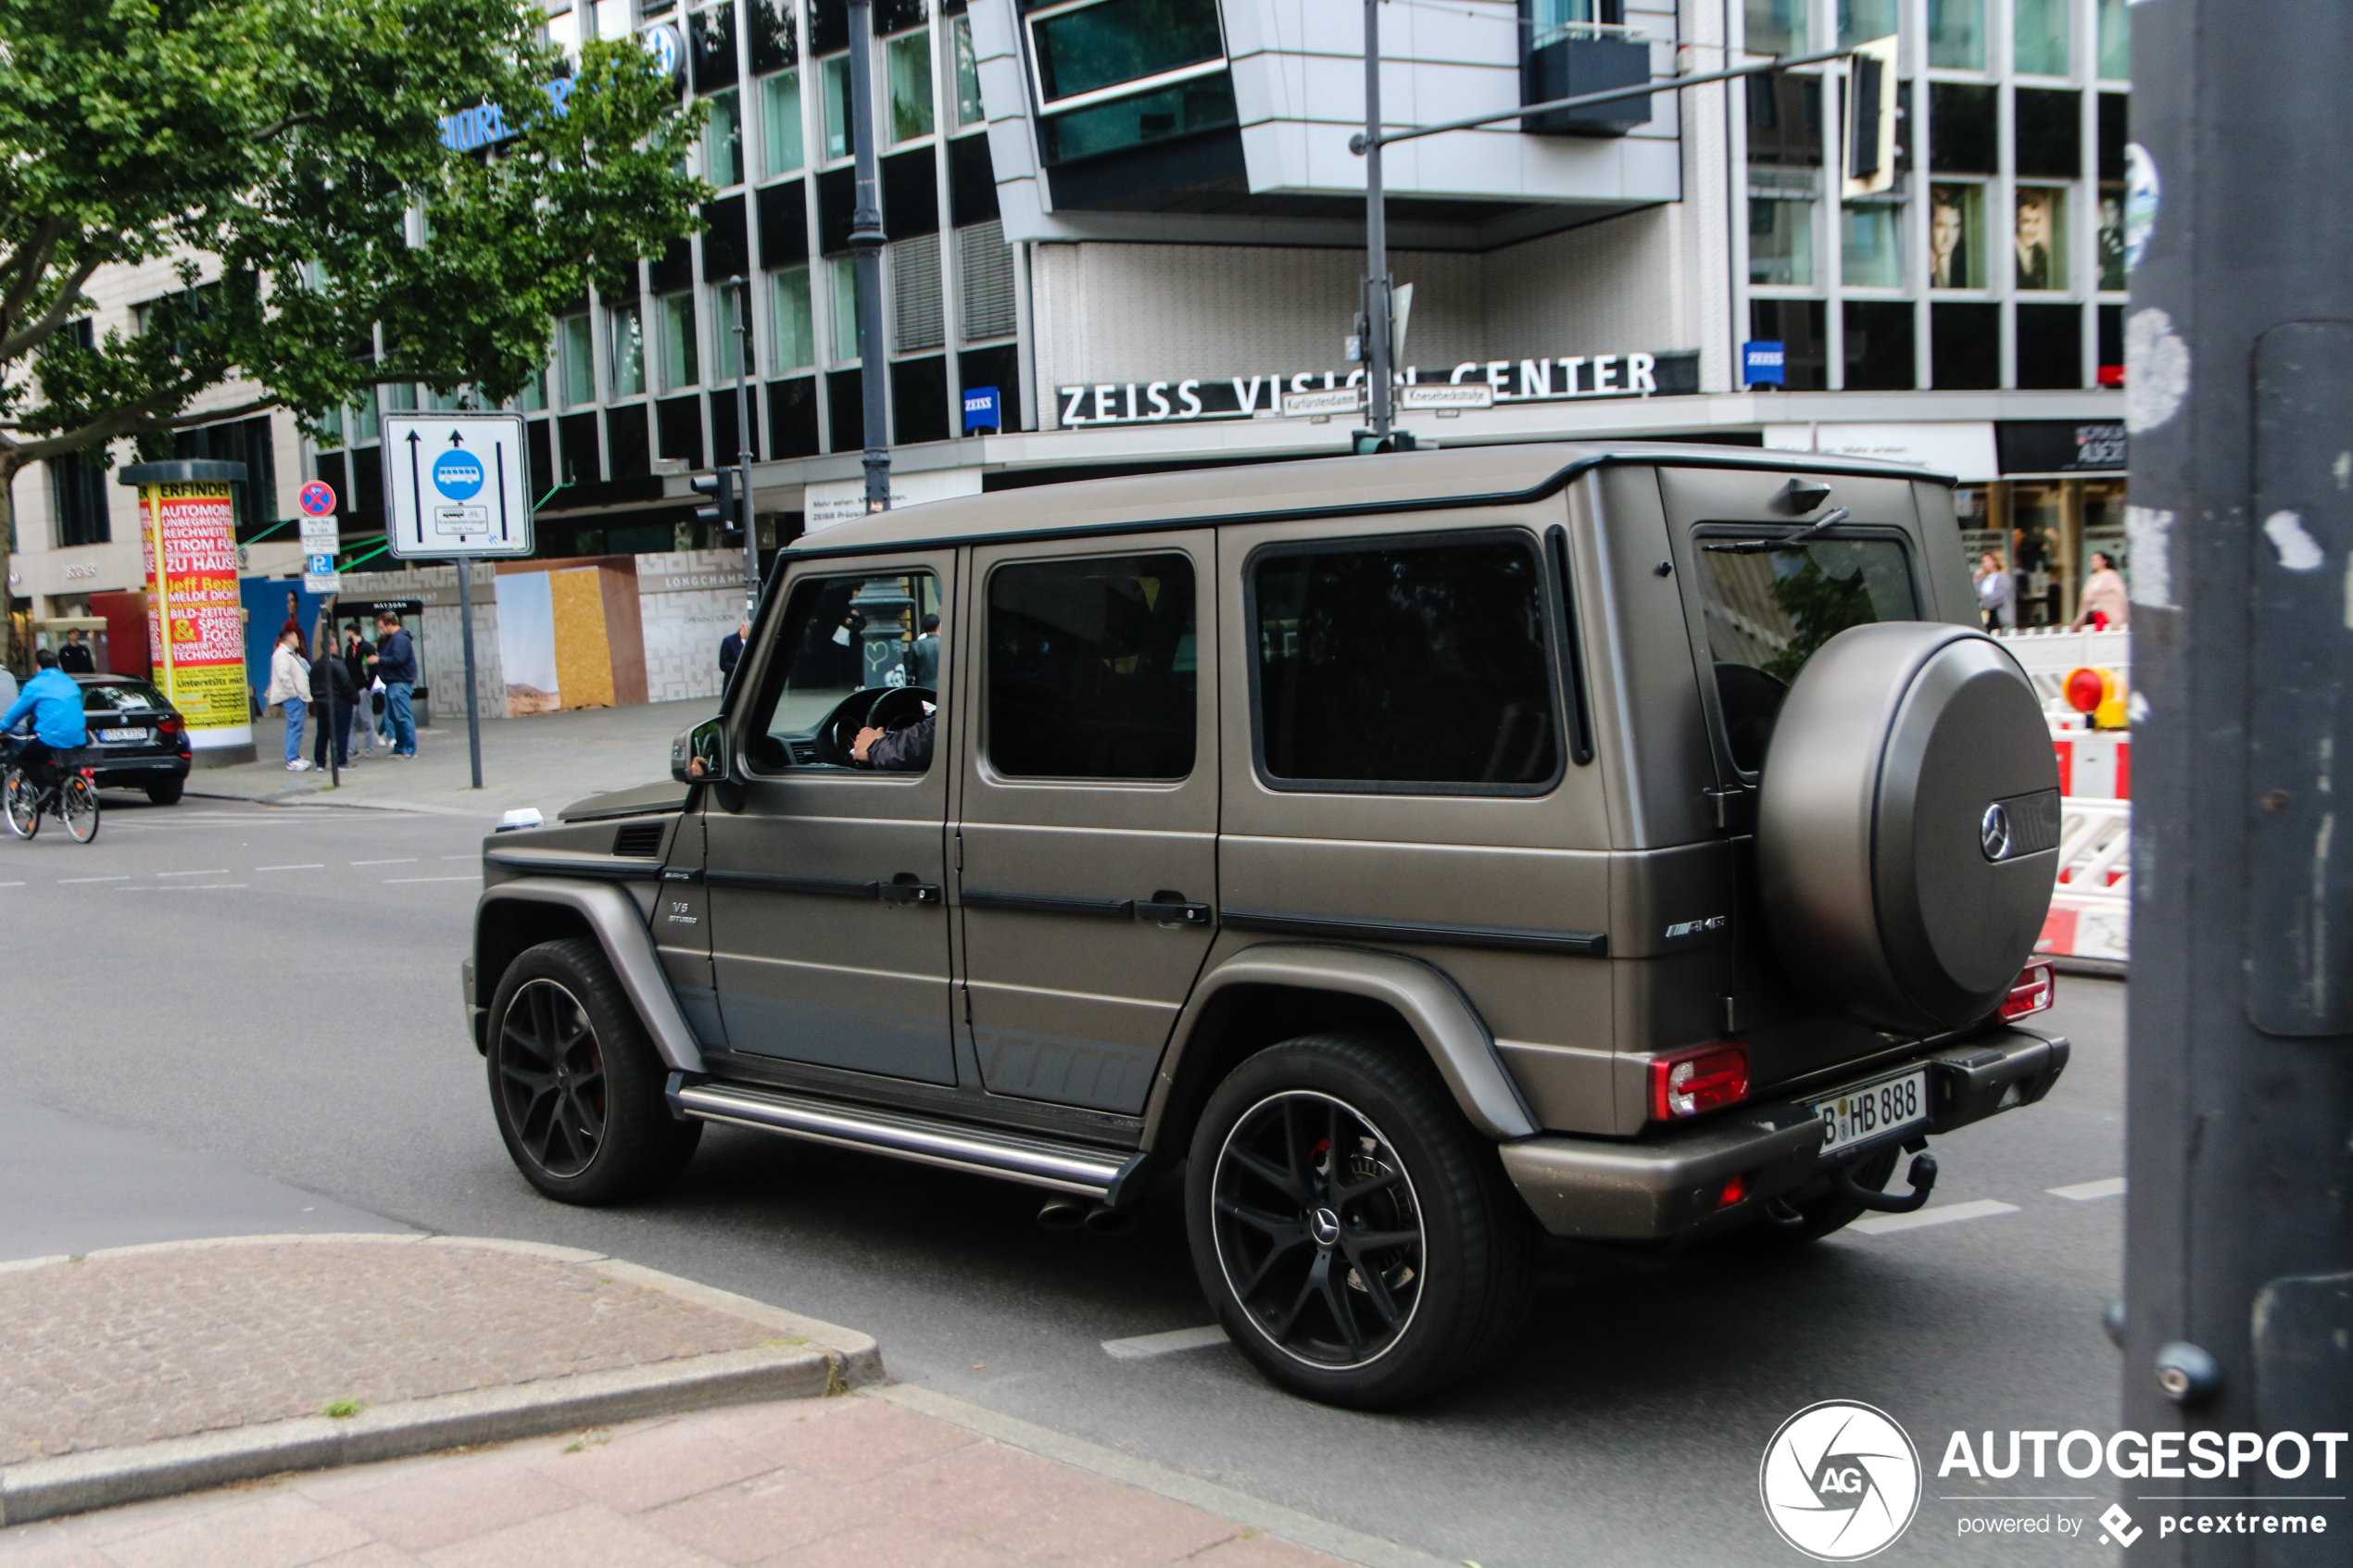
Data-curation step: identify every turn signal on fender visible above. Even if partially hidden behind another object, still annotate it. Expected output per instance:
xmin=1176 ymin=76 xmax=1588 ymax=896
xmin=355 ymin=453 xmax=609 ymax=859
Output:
xmin=2001 ymin=960 xmax=2057 ymax=1021
xmin=1648 ymin=1042 xmax=1750 ymax=1122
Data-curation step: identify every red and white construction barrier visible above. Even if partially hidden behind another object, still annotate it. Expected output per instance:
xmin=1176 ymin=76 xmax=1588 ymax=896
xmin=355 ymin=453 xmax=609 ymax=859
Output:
xmin=2037 ymin=797 xmax=2131 ymax=964
xmin=2051 ymin=728 xmax=2131 ymax=799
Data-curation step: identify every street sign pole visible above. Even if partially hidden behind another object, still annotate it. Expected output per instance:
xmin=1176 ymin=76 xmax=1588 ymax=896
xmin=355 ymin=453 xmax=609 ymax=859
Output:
xmin=1360 ymin=0 xmax=1393 ymax=445
xmin=2126 ymin=2 xmax=2353 ymax=1554
xmin=458 ymin=560 xmax=482 ymax=790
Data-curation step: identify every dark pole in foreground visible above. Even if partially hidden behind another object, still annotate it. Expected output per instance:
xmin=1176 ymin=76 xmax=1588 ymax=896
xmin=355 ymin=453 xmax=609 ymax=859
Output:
xmin=847 ymin=0 xmax=890 ymax=511
xmin=1359 ymin=0 xmax=1392 ymax=444
xmin=2126 ymin=3 xmax=2353 ymax=1559
xmin=456 ymin=561 xmax=482 ymax=789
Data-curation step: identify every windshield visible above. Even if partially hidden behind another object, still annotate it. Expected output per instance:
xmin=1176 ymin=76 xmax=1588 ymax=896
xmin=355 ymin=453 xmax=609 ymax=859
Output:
xmin=1692 ymin=533 xmax=1919 ymax=772
xmin=81 ymin=681 xmax=170 ymax=714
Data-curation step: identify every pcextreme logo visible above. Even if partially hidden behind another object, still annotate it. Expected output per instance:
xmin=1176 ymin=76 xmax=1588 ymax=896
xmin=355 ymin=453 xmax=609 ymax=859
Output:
xmin=1760 ymin=1401 xmax=1924 ymax=1561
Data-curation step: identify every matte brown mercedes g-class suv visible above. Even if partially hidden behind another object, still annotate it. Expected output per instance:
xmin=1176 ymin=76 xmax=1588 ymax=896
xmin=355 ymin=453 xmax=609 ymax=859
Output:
xmin=467 ymin=442 xmax=2068 ymax=1407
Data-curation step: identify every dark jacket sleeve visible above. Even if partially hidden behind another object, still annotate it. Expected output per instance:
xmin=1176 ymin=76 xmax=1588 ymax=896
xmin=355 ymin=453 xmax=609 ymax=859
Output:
xmin=865 ymin=712 xmax=935 ymax=771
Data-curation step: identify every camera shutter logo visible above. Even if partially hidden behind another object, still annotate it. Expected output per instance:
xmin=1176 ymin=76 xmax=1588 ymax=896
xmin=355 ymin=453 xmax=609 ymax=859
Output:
xmin=1759 ymin=1401 xmax=1921 ymax=1560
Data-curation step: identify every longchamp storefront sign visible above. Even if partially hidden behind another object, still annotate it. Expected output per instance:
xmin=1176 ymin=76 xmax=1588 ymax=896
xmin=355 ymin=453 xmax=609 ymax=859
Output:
xmin=1053 ymin=350 xmax=1701 ymax=429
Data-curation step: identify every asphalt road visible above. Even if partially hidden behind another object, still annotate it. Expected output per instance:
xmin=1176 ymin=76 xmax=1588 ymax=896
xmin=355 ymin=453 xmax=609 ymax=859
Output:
xmin=0 ymin=792 xmax=2127 ymax=1567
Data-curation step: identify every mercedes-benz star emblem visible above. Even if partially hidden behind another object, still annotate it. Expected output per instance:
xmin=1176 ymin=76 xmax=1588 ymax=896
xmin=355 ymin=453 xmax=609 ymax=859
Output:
xmin=1310 ymin=1208 xmax=1342 ymax=1247
xmin=1980 ymin=802 xmax=2012 ymax=862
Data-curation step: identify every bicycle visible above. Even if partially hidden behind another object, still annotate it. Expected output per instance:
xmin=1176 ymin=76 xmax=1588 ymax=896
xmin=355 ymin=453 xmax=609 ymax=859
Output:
xmin=1 ymin=734 xmax=100 ymax=843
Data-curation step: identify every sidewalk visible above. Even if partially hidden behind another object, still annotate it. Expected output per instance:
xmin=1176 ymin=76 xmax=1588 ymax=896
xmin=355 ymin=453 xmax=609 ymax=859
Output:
xmin=192 ymin=698 xmax=715 ymax=822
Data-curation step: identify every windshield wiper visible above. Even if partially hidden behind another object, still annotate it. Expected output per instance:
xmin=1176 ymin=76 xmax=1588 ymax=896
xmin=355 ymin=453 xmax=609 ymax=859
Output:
xmin=1704 ymin=508 xmax=1852 ymax=555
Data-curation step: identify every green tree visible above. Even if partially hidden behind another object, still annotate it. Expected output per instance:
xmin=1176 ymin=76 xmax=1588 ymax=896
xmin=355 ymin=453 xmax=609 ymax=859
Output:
xmin=0 ymin=0 xmax=706 ymax=666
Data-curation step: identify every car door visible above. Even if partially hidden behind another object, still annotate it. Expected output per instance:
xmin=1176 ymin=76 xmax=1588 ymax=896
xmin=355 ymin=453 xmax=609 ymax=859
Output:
xmin=704 ymin=553 xmax=957 ymax=1085
xmin=953 ymin=535 xmax=1218 ymax=1114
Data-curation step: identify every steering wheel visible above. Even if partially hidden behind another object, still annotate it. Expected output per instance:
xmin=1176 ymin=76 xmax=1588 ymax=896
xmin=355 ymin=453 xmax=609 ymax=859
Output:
xmin=814 ymin=686 xmax=937 ymax=765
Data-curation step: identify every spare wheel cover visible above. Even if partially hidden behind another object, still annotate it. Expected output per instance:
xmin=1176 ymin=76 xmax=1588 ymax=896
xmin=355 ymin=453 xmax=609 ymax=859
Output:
xmin=1756 ymin=621 xmax=2060 ymax=1032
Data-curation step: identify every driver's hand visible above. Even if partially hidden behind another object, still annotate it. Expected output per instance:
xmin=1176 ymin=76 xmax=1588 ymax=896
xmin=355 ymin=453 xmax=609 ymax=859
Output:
xmin=851 ymin=725 xmax=887 ymax=763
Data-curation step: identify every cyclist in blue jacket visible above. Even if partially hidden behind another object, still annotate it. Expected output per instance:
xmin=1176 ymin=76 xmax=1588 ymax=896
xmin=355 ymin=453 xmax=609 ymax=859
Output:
xmin=3 ymin=649 xmax=90 ymax=795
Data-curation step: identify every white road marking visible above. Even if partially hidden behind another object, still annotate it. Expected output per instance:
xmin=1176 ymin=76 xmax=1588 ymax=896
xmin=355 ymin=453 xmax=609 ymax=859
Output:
xmin=155 ymin=868 xmax=230 ymax=878
xmin=257 ymin=863 xmax=325 ymax=872
xmin=2047 ymin=1176 xmax=2127 ymax=1202
xmin=1849 ymin=1198 xmax=2020 ymax=1236
xmin=57 ymin=875 xmax=130 ymax=884
xmin=384 ymin=875 xmax=478 ymax=884
xmin=0 ymin=881 xmax=22 ymax=888
xmin=350 ymin=858 xmax=417 ymax=866
xmin=123 ymin=884 xmax=249 ymax=891
xmin=1102 ymin=1324 xmax=1229 ymax=1361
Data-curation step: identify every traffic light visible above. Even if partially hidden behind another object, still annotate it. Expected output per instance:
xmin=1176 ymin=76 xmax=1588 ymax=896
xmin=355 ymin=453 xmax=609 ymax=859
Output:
xmin=691 ymin=470 xmax=737 ymax=534
xmin=1842 ymin=35 xmax=1901 ymax=198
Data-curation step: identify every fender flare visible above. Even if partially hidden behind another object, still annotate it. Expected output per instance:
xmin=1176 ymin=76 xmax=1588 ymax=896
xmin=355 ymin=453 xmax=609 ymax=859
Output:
xmin=475 ymin=878 xmax=707 ymax=1074
xmin=1143 ymin=943 xmax=1539 ymax=1144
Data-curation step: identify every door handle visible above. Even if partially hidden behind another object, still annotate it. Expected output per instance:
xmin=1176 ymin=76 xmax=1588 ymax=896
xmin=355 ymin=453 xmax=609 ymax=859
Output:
xmin=879 ymin=879 xmax=943 ymax=907
xmin=1134 ymin=898 xmax=1213 ymax=926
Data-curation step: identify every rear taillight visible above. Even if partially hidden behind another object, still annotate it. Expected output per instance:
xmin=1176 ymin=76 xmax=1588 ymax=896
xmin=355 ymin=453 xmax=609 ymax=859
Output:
xmin=1648 ymin=1042 xmax=1750 ymax=1122
xmin=156 ymin=716 xmax=183 ymax=734
xmin=2001 ymin=960 xmax=2057 ymax=1022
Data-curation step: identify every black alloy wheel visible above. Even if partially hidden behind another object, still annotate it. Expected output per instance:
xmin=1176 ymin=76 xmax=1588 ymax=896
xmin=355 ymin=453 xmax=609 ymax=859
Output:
xmin=1211 ymin=1090 xmax=1427 ymax=1370
xmin=485 ymin=937 xmax=700 ymax=1204
xmin=497 ymin=978 xmax=608 ymax=1178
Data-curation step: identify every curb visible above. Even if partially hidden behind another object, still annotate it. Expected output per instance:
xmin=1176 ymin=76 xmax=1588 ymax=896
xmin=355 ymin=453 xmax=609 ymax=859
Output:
xmin=0 ymin=1234 xmax=882 ymax=1528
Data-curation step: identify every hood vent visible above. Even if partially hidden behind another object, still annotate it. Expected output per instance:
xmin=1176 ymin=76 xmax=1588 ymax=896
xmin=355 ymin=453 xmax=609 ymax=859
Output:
xmin=611 ymin=822 xmax=667 ymax=859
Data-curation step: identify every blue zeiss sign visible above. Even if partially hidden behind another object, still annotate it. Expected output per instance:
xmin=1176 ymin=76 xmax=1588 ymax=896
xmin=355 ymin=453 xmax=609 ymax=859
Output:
xmin=1742 ymin=341 xmax=1787 ymax=388
xmin=963 ymin=386 xmax=1002 ymax=433
xmin=439 ymin=75 xmax=577 ymax=153
xmin=434 ymin=451 xmax=485 ymax=499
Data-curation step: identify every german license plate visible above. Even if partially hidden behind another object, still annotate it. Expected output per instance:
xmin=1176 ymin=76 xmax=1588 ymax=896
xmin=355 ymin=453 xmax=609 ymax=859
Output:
xmin=1807 ymin=1068 xmax=1928 ymax=1157
xmin=98 ymin=727 xmax=147 ymax=743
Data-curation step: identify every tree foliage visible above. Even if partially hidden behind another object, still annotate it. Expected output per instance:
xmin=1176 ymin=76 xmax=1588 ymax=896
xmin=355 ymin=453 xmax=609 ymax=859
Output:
xmin=0 ymin=0 xmax=705 ymax=653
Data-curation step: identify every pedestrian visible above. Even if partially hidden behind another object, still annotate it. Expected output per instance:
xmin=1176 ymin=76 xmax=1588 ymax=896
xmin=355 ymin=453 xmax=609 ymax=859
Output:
xmin=342 ymin=621 xmax=378 ymax=758
xmin=368 ymin=611 xmax=419 ymax=758
xmin=56 ymin=628 xmax=95 ymax=673
xmin=2070 ymin=550 xmax=2130 ymax=631
xmin=1972 ymin=552 xmax=2015 ymax=631
xmin=265 ymin=627 xmax=311 ymax=771
xmin=308 ymin=630 xmax=357 ymax=772
xmin=907 ymin=612 xmax=941 ymax=688
xmin=719 ymin=620 xmax=748 ymax=685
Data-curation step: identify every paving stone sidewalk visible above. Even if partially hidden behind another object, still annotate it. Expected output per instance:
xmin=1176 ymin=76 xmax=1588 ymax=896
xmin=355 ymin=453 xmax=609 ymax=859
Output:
xmin=0 ymin=1395 xmax=1349 ymax=1568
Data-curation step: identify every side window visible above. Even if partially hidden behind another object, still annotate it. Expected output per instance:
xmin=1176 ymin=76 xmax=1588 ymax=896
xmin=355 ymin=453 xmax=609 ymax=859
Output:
xmin=1252 ymin=534 xmax=1560 ymax=792
xmin=987 ymin=552 xmax=1196 ymax=780
xmin=1692 ymin=533 xmax=1919 ymax=773
xmin=744 ymin=568 xmax=941 ymax=771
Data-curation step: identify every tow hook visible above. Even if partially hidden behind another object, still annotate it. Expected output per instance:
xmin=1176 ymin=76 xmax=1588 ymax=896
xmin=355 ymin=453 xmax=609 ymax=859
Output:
xmin=1832 ymin=1145 xmax=1940 ymax=1213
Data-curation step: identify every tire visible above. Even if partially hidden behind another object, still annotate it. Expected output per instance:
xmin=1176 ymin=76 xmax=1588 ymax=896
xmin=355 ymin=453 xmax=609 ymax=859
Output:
xmin=60 ymin=775 xmax=99 ymax=842
xmin=1185 ymin=1034 xmax=1537 ymax=1409
xmin=146 ymin=779 xmax=184 ymax=806
xmin=4 ymin=770 xmax=38 ymax=840
xmin=485 ymin=937 xmax=700 ymax=1205
xmin=1718 ymin=1146 xmax=1900 ymax=1254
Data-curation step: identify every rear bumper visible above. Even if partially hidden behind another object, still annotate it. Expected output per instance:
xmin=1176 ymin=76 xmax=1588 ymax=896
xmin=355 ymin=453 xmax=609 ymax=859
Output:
xmin=1500 ymin=1025 xmax=2069 ymax=1240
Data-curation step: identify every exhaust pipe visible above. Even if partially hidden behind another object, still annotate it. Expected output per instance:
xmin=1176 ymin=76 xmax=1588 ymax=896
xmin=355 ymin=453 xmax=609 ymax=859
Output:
xmin=1037 ymin=1197 xmax=1088 ymax=1231
xmin=1081 ymin=1205 xmax=1137 ymax=1237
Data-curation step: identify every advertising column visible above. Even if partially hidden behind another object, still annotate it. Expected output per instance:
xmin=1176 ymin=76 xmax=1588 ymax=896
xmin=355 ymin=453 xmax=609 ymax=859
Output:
xmin=118 ymin=459 xmax=257 ymax=764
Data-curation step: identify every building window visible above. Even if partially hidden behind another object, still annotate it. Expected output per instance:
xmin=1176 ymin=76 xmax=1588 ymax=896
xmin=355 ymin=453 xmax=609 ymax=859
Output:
xmin=888 ymin=29 xmax=934 ymax=143
xmin=831 ymin=257 xmax=863 ymax=363
xmin=2095 ymin=0 xmax=2130 ymax=79
xmin=1842 ymin=201 xmax=1902 ymax=288
xmin=1838 ymin=0 xmax=1895 ymax=46
xmin=706 ymin=86 xmax=743 ymax=186
xmin=1744 ymin=0 xmax=1806 ymax=54
xmin=959 ymin=220 xmax=1017 ymax=339
xmin=2013 ymin=186 xmax=2068 ymax=290
xmin=50 ymin=458 xmax=108 ymax=547
xmin=711 ymin=282 xmax=754 ymax=381
xmin=952 ymin=16 xmax=984 ymax=126
xmin=761 ymin=69 xmax=804 ymax=176
xmin=1843 ymin=300 xmax=1915 ymax=390
xmin=1037 ymin=73 xmax=1237 ymax=163
xmin=559 ymin=313 xmax=595 ymax=406
xmin=660 ymin=291 xmax=701 ymax=390
xmin=1749 ymin=196 xmax=1814 ymax=285
xmin=2014 ymin=0 xmax=2071 ymax=77
xmin=1929 ymin=82 xmax=1996 ymax=173
xmin=1931 ymin=301 xmax=2000 ymax=388
xmin=1029 ymin=0 xmax=1225 ymax=107
xmin=350 ymin=388 xmax=381 ymax=445
xmin=609 ymin=299 xmax=646 ymax=397
xmin=1752 ymin=298 xmax=1828 ymax=390
xmin=1926 ymin=0 xmax=1983 ymax=69
xmin=822 ymin=55 xmax=851 ymax=161
xmin=772 ymin=265 xmax=817 ymax=368
xmin=891 ymin=234 xmax=944 ymax=352
xmin=1928 ymin=182 xmax=1985 ymax=288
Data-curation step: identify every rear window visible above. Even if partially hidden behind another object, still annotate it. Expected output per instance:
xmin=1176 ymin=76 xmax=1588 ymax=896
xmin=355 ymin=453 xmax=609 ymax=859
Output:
xmin=1252 ymin=533 xmax=1561 ymax=793
xmin=81 ymin=681 xmax=169 ymax=714
xmin=1693 ymin=533 xmax=1919 ymax=772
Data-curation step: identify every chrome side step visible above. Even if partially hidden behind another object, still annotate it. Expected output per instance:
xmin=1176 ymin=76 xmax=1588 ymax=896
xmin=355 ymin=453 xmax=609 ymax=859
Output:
xmin=670 ymin=1078 xmax=1141 ymax=1199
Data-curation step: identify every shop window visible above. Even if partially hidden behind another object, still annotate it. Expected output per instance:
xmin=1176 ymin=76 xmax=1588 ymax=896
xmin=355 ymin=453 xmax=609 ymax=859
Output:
xmin=2095 ymin=0 xmax=2129 ymax=79
xmin=960 ymin=220 xmax=1017 ymax=339
xmin=1745 ymin=0 xmax=1806 ymax=55
xmin=889 ymin=356 xmax=950 ymax=443
xmin=892 ymin=234 xmax=944 ymax=353
xmin=2012 ymin=186 xmax=2068 ymax=291
xmin=1926 ymin=0 xmax=1982 ymax=69
xmin=1749 ymin=197 xmax=1814 ymax=286
xmin=1745 ymin=73 xmax=1821 ymax=168
xmin=1038 ymin=73 xmax=1237 ymax=164
xmin=2014 ymin=0 xmax=2070 ymax=77
xmin=50 ymin=457 xmax=108 ymax=547
xmin=1842 ymin=300 xmax=1914 ymax=390
xmin=1928 ymin=182 xmax=1985 ymax=289
xmin=2014 ymin=89 xmax=2082 ymax=180
xmin=750 ymin=0 xmax=797 ymax=74
xmin=772 ymin=265 xmax=817 ymax=369
xmin=1929 ymin=82 xmax=1995 ymax=174
xmin=690 ymin=3 xmax=738 ymax=94
xmin=656 ymin=394 xmax=705 ymax=468
xmin=1931 ymin=302 xmax=1999 ymax=389
xmin=659 ymin=292 xmax=700 ymax=391
xmin=888 ymin=30 xmax=934 ymax=142
xmin=706 ymin=88 xmax=743 ymax=186
xmin=606 ymin=406 xmax=652 ymax=479
xmin=953 ymin=16 xmax=984 ymax=126
xmin=1751 ymin=298 xmax=1827 ymax=390
xmin=768 ymin=376 xmax=822 ymax=457
xmin=1837 ymin=0 xmax=1894 ymax=46
xmin=1842 ymin=202 xmax=1901 ymax=288
xmin=1031 ymin=0 xmax=1224 ymax=106
xmin=988 ymin=553 xmax=1196 ymax=780
xmin=2016 ymin=302 xmax=2082 ymax=388
xmin=559 ymin=314 xmax=595 ymax=406
xmin=762 ymin=69 xmax=804 ymax=176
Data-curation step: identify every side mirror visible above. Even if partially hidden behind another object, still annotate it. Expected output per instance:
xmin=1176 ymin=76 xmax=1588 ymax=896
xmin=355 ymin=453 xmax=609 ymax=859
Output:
xmin=673 ymin=718 xmax=730 ymax=784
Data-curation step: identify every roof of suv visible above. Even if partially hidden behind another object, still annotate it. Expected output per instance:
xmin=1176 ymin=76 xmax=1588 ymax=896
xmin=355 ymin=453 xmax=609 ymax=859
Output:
xmin=787 ymin=440 xmax=1953 ymax=558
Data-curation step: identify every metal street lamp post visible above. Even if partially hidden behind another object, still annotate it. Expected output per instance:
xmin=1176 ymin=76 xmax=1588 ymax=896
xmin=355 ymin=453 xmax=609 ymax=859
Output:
xmin=848 ymin=0 xmax=891 ymax=512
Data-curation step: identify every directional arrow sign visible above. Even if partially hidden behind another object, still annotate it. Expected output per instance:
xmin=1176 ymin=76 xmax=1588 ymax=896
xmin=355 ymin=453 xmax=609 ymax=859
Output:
xmin=380 ymin=410 xmax=534 ymax=559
